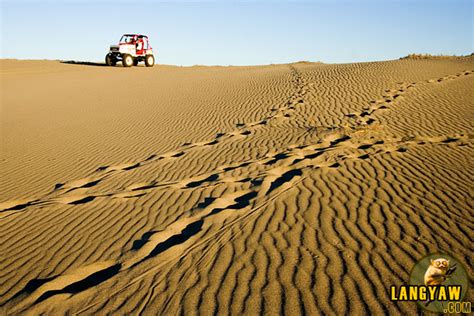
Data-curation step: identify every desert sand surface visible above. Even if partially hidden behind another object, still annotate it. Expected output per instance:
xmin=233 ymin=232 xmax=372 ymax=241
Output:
xmin=0 ymin=57 xmax=473 ymax=314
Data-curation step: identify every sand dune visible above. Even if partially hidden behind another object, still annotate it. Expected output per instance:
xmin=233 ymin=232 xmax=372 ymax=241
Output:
xmin=0 ymin=57 xmax=473 ymax=314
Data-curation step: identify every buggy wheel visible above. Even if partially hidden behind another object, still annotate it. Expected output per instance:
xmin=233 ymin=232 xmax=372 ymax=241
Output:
xmin=145 ymin=55 xmax=154 ymax=67
xmin=105 ymin=54 xmax=116 ymax=66
xmin=122 ymin=54 xmax=133 ymax=67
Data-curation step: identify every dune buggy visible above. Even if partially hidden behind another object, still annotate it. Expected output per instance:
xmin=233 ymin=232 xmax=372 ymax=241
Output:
xmin=106 ymin=34 xmax=155 ymax=67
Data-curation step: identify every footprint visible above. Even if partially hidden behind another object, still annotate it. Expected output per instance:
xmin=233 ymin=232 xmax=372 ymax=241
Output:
xmin=34 ymin=262 xmax=121 ymax=304
xmin=304 ymin=151 xmax=325 ymax=160
xmin=10 ymin=276 xmax=58 ymax=301
xmin=264 ymin=153 xmax=290 ymax=166
xmin=0 ymin=199 xmax=36 ymax=212
xmin=144 ymin=154 xmax=158 ymax=161
xmin=54 ymin=195 xmax=96 ymax=205
xmin=184 ymin=174 xmax=220 ymax=188
xmin=137 ymin=220 xmax=204 ymax=264
xmin=101 ymin=162 xmax=140 ymax=172
xmin=358 ymin=144 xmax=373 ymax=150
xmin=131 ymin=231 xmax=158 ymax=250
xmin=54 ymin=178 xmax=101 ymax=191
xmin=204 ymin=140 xmax=219 ymax=146
xmin=9 ymin=261 xmax=122 ymax=310
xmin=113 ymin=191 xmax=147 ymax=199
xmin=442 ymin=137 xmax=459 ymax=144
xmin=208 ymin=191 xmax=258 ymax=215
xmin=267 ymin=168 xmax=303 ymax=194
xmin=161 ymin=151 xmax=185 ymax=159
xmin=196 ymin=197 xmax=217 ymax=209
xmin=329 ymin=135 xmax=351 ymax=146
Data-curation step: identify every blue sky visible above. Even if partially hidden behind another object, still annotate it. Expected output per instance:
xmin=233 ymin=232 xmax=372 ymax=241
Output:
xmin=1 ymin=0 xmax=472 ymax=65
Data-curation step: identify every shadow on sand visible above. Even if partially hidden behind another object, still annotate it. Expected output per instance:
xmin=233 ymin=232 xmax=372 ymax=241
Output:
xmin=60 ymin=60 xmax=109 ymax=67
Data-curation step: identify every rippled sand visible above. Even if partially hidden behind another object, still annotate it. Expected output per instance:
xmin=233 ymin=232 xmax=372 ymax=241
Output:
xmin=1 ymin=57 xmax=473 ymax=314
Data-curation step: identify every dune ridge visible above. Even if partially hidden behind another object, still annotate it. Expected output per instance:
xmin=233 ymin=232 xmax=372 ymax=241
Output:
xmin=1 ymin=58 xmax=473 ymax=314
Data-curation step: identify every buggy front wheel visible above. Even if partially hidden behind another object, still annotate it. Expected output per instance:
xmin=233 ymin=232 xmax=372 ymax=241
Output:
xmin=105 ymin=54 xmax=116 ymax=66
xmin=122 ymin=54 xmax=133 ymax=67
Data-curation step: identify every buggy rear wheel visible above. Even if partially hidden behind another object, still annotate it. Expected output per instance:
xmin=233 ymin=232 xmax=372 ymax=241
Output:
xmin=145 ymin=55 xmax=154 ymax=67
xmin=122 ymin=54 xmax=133 ymax=67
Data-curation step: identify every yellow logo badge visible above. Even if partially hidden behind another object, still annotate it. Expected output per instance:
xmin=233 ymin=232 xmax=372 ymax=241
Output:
xmin=390 ymin=253 xmax=470 ymax=313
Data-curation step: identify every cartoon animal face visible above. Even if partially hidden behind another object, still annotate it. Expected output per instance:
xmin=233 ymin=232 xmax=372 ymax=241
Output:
xmin=431 ymin=258 xmax=449 ymax=270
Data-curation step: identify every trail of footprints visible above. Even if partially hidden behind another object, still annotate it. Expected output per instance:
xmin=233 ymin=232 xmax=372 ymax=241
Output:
xmin=1 ymin=69 xmax=472 ymax=214
xmin=1 ymin=68 xmax=472 ymax=214
xmin=345 ymin=82 xmax=414 ymax=126
xmin=345 ymin=69 xmax=473 ymax=127
xmin=0 ymin=65 xmax=308 ymax=215
xmin=9 ymin=188 xmax=258 ymax=311
xmin=428 ymin=69 xmax=473 ymax=83
xmin=2 ymin=68 xmax=473 ymax=311
xmin=7 ymin=130 xmax=473 ymax=311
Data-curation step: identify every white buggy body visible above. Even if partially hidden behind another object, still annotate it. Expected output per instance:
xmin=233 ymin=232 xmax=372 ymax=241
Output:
xmin=106 ymin=34 xmax=155 ymax=67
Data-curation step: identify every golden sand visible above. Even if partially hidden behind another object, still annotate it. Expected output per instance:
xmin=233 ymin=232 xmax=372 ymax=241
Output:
xmin=0 ymin=58 xmax=473 ymax=314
